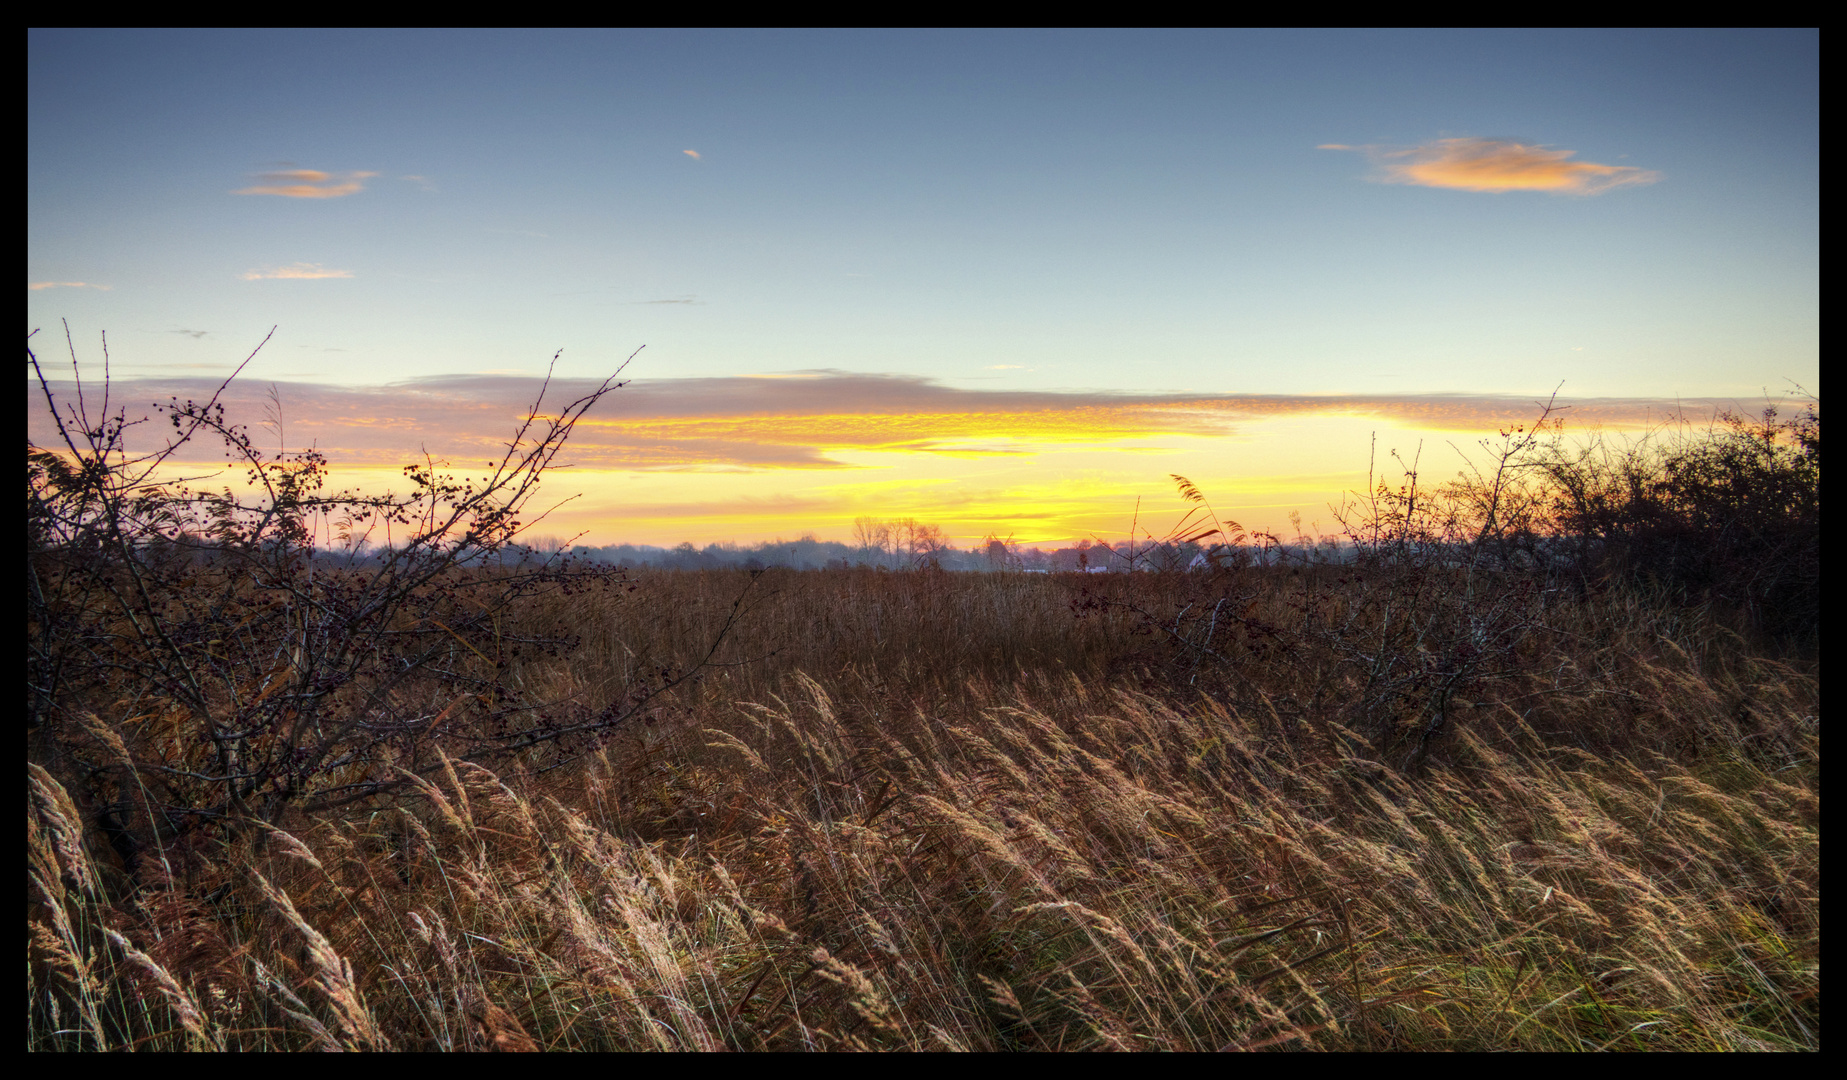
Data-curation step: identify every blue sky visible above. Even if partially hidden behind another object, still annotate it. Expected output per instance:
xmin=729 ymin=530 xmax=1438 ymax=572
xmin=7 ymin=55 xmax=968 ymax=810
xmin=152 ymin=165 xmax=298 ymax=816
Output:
xmin=27 ymin=29 xmax=1819 ymax=546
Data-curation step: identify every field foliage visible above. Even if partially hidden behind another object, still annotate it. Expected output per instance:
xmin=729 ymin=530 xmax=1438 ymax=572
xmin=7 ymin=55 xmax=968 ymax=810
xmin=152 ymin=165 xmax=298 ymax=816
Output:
xmin=28 ymin=330 xmax=1818 ymax=1050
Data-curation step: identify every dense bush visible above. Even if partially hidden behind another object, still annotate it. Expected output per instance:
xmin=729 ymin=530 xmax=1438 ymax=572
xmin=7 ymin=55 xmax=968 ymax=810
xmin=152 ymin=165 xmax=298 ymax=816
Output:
xmin=1538 ymin=402 xmax=1820 ymax=644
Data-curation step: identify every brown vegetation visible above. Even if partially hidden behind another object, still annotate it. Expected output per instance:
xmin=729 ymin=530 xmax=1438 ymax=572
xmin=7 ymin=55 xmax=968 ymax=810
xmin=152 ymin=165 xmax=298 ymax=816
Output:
xmin=28 ymin=329 xmax=1819 ymax=1050
xmin=28 ymin=567 xmax=1821 ymax=1050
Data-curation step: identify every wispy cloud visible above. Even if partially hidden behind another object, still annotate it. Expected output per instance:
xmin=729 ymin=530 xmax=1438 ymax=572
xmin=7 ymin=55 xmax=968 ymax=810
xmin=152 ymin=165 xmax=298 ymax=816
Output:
xmin=1322 ymin=137 xmax=1661 ymax=195
xmin=232 ymin=169 xmax=379 ymax=199
xmin=683 ymin=149 xmax=701 ymax=160
xmin=400 ymin=174 xmax=437 ymax=192
xmin=241 ymin=263 xmax=354 ymax=281
xmin=32 ymin=371 xmax=1730 ymax=476
xmin=170 ymin=328 xmax=208 ymax=339
xmin=29 ymin=281 xmax=110 ymax=291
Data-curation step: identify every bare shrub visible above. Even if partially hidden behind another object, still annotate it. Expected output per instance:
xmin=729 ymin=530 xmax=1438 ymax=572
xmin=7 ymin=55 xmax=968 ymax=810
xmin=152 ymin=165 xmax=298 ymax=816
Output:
xmin=26 ymin=323 xmax=717 ymax=878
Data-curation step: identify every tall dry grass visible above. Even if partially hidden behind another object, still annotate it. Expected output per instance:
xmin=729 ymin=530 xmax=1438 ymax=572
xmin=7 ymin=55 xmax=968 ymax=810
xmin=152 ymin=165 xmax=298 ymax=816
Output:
xmin=28 ymin=567 xmax=1818 ymax=1050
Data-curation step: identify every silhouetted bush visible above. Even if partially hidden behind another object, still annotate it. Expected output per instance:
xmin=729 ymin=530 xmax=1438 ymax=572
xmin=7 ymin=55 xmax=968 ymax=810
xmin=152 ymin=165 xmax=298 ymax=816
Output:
xmin=1540 ymin=401 xmax=1819 ymax=645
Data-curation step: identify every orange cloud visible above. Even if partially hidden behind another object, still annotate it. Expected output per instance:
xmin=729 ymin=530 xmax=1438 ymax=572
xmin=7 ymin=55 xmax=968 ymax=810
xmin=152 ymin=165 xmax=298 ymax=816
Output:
xmin=28 ymin=281 xmax=110 ymax=291
xmin=683 ymin=149 xmax=701 ymax=159
xmin=29 ymin=370 xmax=1723 ymax=476
xmin=241 ymin=263 xmax=354 ymax=281
xmin=1326 ymin=137 xmax=1661 ymax=195
xmin=232 ymin=169 xmax=378 ymax=198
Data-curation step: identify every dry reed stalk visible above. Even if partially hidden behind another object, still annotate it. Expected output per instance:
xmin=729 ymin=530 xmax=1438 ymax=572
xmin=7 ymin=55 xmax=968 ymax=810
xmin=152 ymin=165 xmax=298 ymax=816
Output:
xmin=102 ymin=928 xmax=213 ymax=1046
xmin=248 ymin=955 xmax=343 ymax=1051
xmin=249 ymin=866 xmax=387 ymax=1050
xmin=28 ymin=764 xmax=97 ymax=899
xmin=256 ymin=822 xmax=326 ymax=872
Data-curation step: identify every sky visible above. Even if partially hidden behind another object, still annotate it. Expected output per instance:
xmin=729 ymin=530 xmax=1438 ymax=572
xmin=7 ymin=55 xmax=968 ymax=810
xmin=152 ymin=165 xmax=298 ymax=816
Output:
xmin=27 ymin=29 xmax=1819 ymax=549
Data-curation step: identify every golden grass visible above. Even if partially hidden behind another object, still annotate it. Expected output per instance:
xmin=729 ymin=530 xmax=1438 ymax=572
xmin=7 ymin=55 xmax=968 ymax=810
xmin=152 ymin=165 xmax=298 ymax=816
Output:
xmin=28 ymin=567 xmax=1819 ymax=1050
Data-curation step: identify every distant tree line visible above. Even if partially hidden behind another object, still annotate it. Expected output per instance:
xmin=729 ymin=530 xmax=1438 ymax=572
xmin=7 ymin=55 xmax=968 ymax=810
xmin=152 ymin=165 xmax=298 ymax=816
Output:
xmin=100 ymin=523 xmax=1285 ymax=575
xmin=554 ymin=523 xmax=1281 ymax=573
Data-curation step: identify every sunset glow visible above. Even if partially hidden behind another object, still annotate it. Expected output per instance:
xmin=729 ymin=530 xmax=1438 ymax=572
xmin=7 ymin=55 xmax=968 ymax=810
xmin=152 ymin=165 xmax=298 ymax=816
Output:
xmin=26 ymin=369 xmax=1728 ymax=549
xmin=28 ymin=29 xmax=1817 ymax=552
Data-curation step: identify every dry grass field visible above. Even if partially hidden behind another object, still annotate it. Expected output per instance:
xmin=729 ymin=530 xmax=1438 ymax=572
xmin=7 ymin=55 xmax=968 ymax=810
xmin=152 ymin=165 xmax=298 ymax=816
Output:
xmin=28 ymin=339 xmax=1819 ymax=1049
xmin=28 ymin=562 xmax=1818 ymax=1050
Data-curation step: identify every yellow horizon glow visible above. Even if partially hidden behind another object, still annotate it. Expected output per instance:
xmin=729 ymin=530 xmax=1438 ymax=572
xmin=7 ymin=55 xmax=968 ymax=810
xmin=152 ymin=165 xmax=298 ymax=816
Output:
xmin=279 ymin=411 xmax=1652 ymax=550
xmin=31 ymin=374 xmax=1721 ymax=551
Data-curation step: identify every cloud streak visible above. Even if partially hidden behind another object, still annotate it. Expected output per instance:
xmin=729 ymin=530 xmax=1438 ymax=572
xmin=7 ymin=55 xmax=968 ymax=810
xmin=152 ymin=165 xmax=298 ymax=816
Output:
xmin=241 ymin=263 xmax=354 ymax=281
xmin=29 ymin=281 xmax=110 ymax=291
xmin=30 ymin=370 xmax=1733 ymax=474
xmin=1322 ymin=137 xmax=1661 ymax=195
xmin=232 ymin=169 xmax=379 ymax=199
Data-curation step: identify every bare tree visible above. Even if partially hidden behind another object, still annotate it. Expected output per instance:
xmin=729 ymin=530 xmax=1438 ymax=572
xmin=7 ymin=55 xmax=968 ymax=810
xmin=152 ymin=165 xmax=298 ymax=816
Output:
xmin=852 ymin=516 xmax=889 ymax=567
